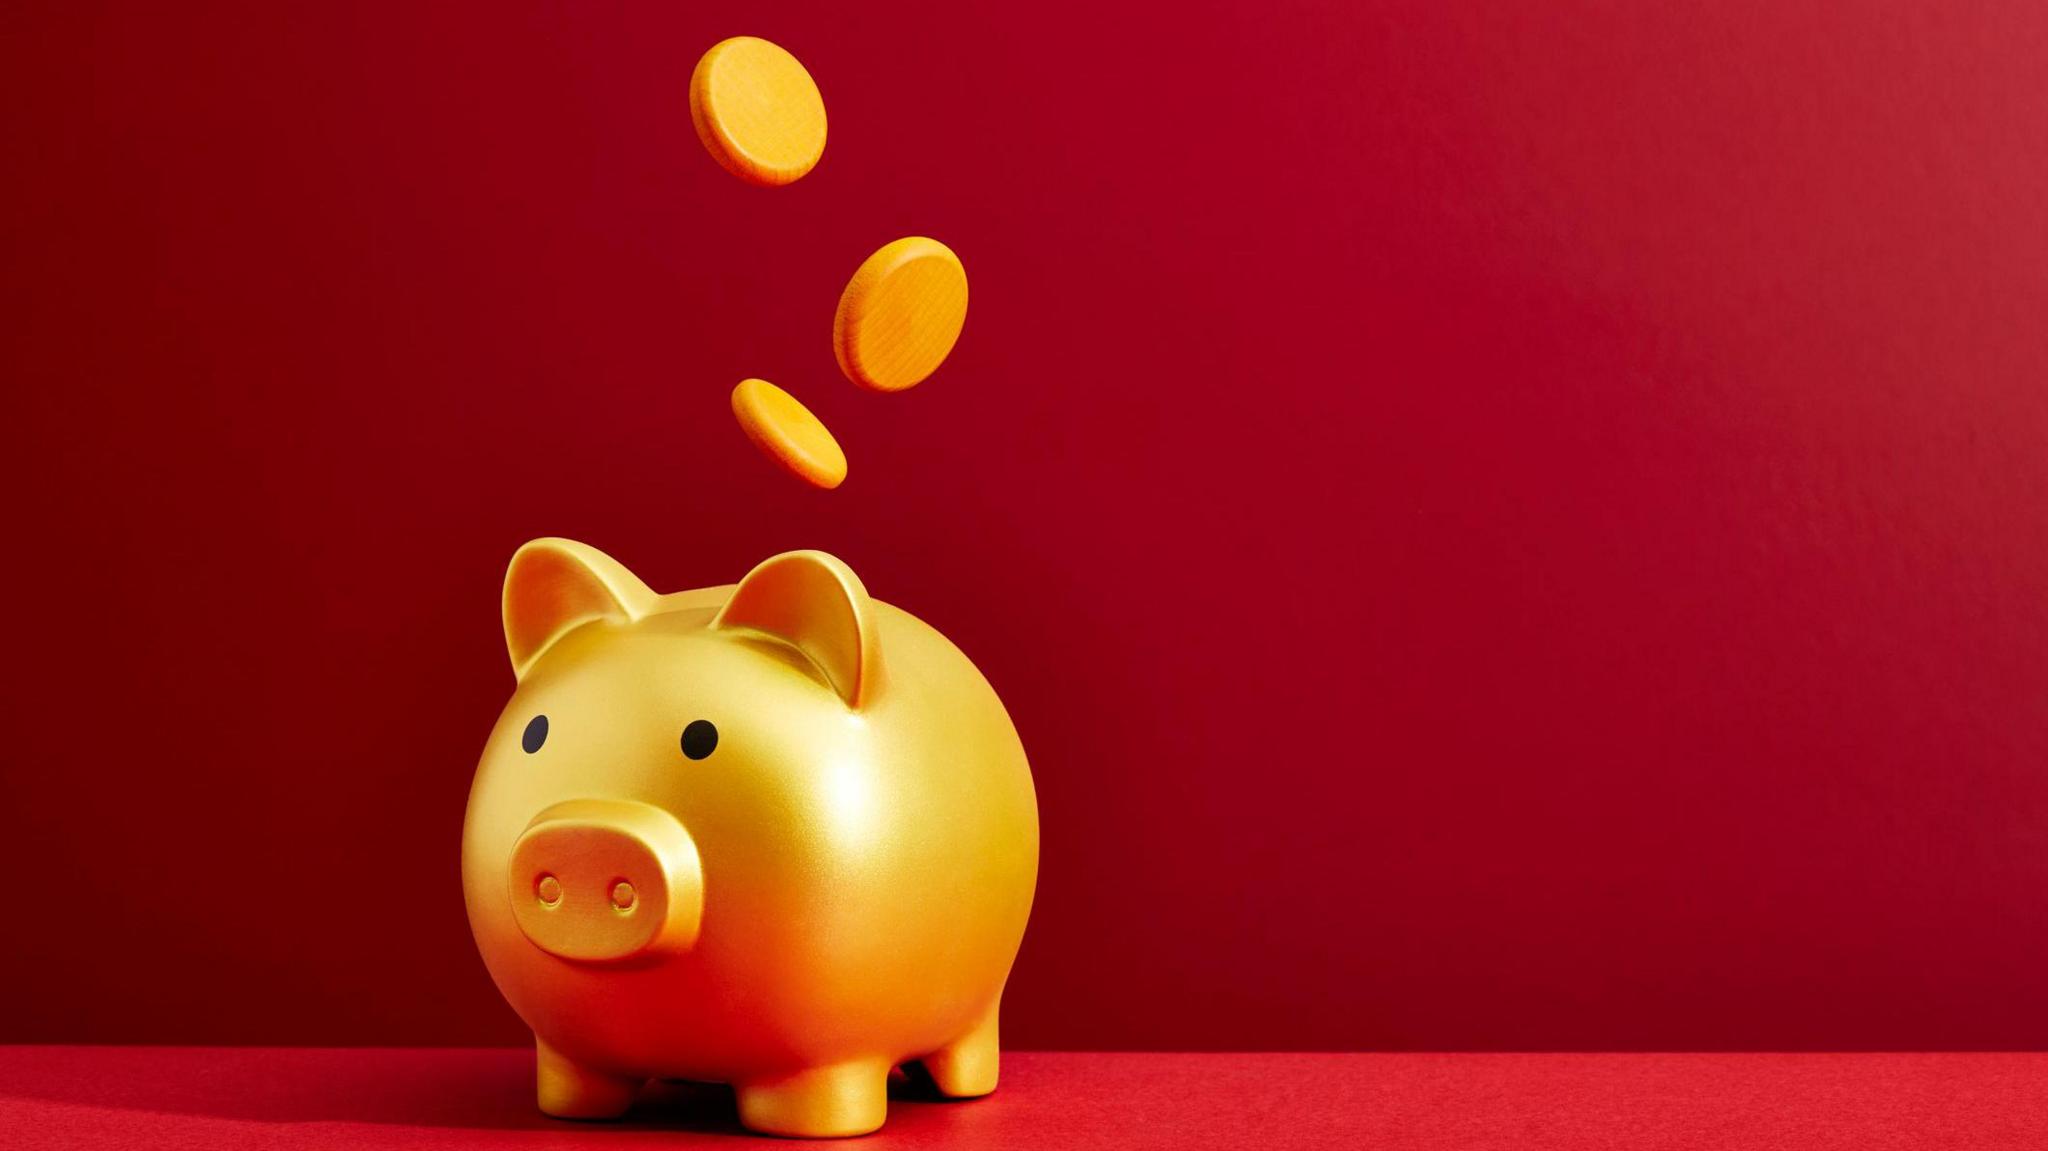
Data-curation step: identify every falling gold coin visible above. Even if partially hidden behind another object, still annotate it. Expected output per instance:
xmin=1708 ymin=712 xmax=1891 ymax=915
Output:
xmin=833 ymin=237 xmax=968 ymax=392
xmin=689 ymin=37 xmax=827 ymax=187
xmin=730 ymin=378 xmax=847 ymax=489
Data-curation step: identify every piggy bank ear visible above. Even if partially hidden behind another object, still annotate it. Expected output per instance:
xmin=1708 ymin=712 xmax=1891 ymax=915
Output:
xmin=502 ymin=538 xmax=659 ymax=679
xmin=712 ymin=550 xmax=881 ymax=708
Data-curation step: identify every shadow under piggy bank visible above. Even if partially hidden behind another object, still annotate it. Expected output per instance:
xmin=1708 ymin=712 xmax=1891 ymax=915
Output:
xmin=0 ymin=1046 xmax=1001 ymax=1144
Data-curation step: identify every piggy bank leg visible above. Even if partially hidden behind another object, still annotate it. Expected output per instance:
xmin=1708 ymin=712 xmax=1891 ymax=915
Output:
xmin=534 ymin=1036 xmax=640 ymax=1120
xmin=923 ymin=1001 xmax=1001 ymax=1098
xmin=735 ymin=1061 xmax=890 ymax=1137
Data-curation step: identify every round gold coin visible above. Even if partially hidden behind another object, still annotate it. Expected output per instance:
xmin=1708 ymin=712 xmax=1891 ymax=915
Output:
xmin=833 ymin=237 xmax=969 ymax=392
xmin=689 ymin=37 xmax=827 ymax=187
xmin=730 ymin=378 xmax=847 ymax=489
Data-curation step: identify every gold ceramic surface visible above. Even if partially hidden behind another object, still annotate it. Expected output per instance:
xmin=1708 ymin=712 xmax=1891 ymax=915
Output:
xmin=462 ymin=539 xmax=1039 ymax=1137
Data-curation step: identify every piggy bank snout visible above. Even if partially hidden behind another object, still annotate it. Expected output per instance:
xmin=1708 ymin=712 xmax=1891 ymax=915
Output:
xmin=506 ymin=800 xmax=703 ymax=963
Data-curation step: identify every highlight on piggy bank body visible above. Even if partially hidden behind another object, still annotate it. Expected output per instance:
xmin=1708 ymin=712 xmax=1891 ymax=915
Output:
xmin=460 ymin=539 xmax=1040 ymax=1138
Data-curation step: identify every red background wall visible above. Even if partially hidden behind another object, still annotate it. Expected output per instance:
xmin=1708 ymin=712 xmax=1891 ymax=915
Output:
xmin=4 ymin=1 xmax=2045 ymax=1050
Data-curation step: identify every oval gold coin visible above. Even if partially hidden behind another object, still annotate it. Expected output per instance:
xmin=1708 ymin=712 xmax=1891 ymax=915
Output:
xmin=731 ymin=378 xmax=847 ymax=489
xmin=833 ymin=237 xmax=968 ymax=393
xmin=689 ymin=37 xmax=827 ymax=187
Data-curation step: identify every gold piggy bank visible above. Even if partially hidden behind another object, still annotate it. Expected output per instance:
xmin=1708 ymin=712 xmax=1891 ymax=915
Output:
xmin=461 ymin=539 xmax=1039 ymax=1137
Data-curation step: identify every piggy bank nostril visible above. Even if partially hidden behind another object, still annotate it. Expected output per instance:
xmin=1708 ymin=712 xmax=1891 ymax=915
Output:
xmin=610 ymin=881 xmax=637 ymax=911
xmin=535 ymin=874 xmax=563 ymax=907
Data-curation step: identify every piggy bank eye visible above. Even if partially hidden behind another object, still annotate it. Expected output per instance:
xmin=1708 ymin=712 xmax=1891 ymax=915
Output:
xmin=521 ymin=715 xmax=548 ymax=754
xmin=680 ymin=720 xmax=718 ymax=761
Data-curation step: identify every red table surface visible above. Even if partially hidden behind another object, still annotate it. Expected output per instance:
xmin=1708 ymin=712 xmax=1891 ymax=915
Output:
xmin=2 ymin=1047 xmax=2043 ymax=1149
